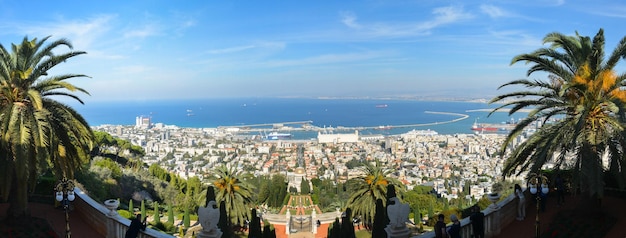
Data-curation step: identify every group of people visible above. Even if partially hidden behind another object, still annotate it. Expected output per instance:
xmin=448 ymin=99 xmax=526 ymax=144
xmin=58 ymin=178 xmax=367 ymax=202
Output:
xmin=515 ymin=173 xmax=567 ymax=220
xmin=434 ymin=205 xmax=484 ymax=238
xmin=429 ymin=173 xmax=570 ymax=238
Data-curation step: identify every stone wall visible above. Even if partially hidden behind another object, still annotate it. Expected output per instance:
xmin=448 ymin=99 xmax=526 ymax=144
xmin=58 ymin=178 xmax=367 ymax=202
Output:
xmin=73 ymin=188 xmax=173 ymax=238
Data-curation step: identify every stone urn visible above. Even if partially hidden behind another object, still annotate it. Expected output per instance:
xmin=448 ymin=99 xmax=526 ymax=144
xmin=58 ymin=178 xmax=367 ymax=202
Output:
xmin=104 ymin=199 xmax=120 ymax=217
xmin=487 ymin=193 xmax=501 ymax=208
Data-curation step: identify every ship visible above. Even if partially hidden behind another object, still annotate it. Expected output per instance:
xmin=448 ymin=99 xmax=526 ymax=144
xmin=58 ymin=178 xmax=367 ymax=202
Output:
xmin=265 ymin=132 xmax=292 ymax=140
xmin=376 ymin=125 xmax=392 ymax=130
xmin=375 ymin=104 xmax=388 ymax=108
xmin=471 ymin=119 xmax=499 ymax=132
xmin=471 ymin=124 xmax=499 ymax=132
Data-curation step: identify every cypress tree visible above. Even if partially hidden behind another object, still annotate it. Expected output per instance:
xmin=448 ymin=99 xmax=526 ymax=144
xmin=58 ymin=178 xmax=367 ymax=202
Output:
xmin=128 ymin=199 xmax=134 ymax=214
xmin=300 ymin=178 xmax=310 ymax=194
xmin=329 ymin=217 xmax=341 ymax=238
xmin=372 ymin=199 xmax=387 ymax=238
xmin=340 ymin=208 xmax=356 ymax=238
xmin=262 ymin=223 xmax=275 ymax=238
xmin=183 ymin=207 xmax=190 ymax=228
xmin=141 ymin=200 xmax=146 ymax=221
xmin=218 ymin=200 xmax=232 ymax=238
xmin=153 ymin=202 xmax=160 ymax=224
xmin=205 ymin=186 xmax=216 ymax=207
xmin=248 ymin=209 xmax=262 ymax=238
xmin=167 ymin=204 xmax=174 ymax=225
xmin=428 ymin=201 xmax=434 ymax=220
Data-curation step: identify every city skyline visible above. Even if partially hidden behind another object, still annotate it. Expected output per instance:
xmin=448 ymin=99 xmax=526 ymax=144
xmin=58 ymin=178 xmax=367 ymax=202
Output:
xmin=0 ymin=0 xmax=624 ymax=102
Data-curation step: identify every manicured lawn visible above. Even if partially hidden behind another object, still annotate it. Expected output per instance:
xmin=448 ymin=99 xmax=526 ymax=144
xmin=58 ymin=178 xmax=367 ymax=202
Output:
xmin=355 ymin=229 xmax=371 ymax=238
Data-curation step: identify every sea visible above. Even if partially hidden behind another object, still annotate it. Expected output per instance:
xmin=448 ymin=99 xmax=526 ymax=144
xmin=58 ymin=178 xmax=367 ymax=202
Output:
xmin=72 ymin=98 xmax=526 ymax=139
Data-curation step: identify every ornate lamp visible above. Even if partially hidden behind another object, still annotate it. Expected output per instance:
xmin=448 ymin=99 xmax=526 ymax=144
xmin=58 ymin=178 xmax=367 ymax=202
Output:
xmin=527 ymin=172 xmax=549 ymax=238
xmin=55 ymin=177 xmax=76 ymax=238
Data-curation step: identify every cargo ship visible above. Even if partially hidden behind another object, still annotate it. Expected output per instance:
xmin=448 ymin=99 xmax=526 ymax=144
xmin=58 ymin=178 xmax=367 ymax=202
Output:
xmin=471 ymin=123 xmax=499 ymax=132
xmin=471 ymin=118 xmax=517 ymax=132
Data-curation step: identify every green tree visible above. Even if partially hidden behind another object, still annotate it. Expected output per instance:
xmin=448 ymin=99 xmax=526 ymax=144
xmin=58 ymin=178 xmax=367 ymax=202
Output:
xmin=153 ymin=201 xmax=160 ymax=224
xmin=93 ymin=131 xmax=117 ymax=155
xmin=210 ymin=164 xmax=254 ymax=227
xmin=129 ymin=199 xmax=134 ymax=214
xmin=346 ymin=160 xmax=404 ymax=224
xmin=491 ymin=28 xmax=626 ymax=201
xmin=167 ymin=203 xmax=174 ymax=225
xmin=0 ymin=36 xmax=94 ymax=220
xmin=257 ymin=179 xmax=270 ymax=204
xmin=93 ymin=158 xmax=122 ymax=179
xmin=183 ymin=207 xmax=190 ymax=228
xmin=300 ymin=178 xmax=311 ymax=194
xmin=267 ymin=174 xmax=287 ymax=208
xmin=141 ymin=200 xmax=146 ymax=221
xmin=248 ymin=208 xmax=262 ymax=238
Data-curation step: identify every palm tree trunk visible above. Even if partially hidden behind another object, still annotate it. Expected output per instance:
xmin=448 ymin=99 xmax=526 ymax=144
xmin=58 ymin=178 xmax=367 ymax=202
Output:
xmin=6 ymin=171 xmax=30 ymax=223
xmin=579 ymin=144 xmax=604 ymax=210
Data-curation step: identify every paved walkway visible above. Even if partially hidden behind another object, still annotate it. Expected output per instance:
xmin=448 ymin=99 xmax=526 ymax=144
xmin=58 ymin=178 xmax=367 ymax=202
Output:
xmin=496 ymin=193 xmax=626 ymax=238
xmin=0 ymin=202 xmax=104 ymax=238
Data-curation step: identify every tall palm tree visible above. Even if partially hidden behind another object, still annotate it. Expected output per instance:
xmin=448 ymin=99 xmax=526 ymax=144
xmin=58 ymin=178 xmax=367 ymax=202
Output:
xmin=208 ymin=164 xmax=254 ymax=227
xmin=0 ymin=36 xmax=94 ymax=220
xmin=346 ymin=160 xmax=404 ymax=225
xmin=491 ymin=28 xmax=626 ymax=200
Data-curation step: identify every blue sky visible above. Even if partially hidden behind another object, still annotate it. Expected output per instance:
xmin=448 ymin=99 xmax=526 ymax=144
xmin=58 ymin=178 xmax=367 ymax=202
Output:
xmin=0 ymin=0 xmax=624 ymax=102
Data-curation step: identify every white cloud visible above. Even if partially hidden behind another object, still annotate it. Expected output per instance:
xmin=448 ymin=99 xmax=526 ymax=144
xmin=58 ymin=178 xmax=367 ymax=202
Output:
xmin=261 ymin=50 xmax=392 ymax=68
xmin=340 ymin=11 xmax=362 ymax=29
xmin=480 ymin=5 xmax=508 ymax=18
xmin=207 ymin=42 xmax=285 ymax=55
xmin=123 ymin=25 xmax=158 ymax=38
xmin=340 ymin=5 xmax=473 ymax=38
xmin=113 ymin=65 xmax=153 ymax=74
xmin=208 ymin=45 xmax=256 ymax=54
xmin=20 ymin=15 xmax=114 ymax=52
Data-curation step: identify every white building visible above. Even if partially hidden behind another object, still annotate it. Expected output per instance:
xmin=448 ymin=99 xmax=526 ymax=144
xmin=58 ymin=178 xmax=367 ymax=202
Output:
xmin=318 ymin=130 xmax=359 ymax=144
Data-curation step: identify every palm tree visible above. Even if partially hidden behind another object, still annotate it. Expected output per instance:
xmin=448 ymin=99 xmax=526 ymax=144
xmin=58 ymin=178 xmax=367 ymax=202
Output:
xmin=346 ymin=160 xmax=404 ymax=225
xmin=0 ymin=36 xmax=93 ymax=220
xmin=491 ymin=28 xmax=626 ymax=200
xmin=209 ymin=164 xmax=254 ymax=227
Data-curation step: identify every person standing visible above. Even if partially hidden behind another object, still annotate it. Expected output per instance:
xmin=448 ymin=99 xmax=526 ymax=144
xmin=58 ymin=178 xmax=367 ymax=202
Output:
xmin=434 ymin=213 xmax=447 ymax=238
xmin=515 ymin=184 xmax=526 ymax=220
xmin=448 ymin=214 xmax=461 ymax=238
xmin=125 ymin=214 xmax=147 ymax=238
xmin=555 ymin=173 xmax=566 ymax=206
xmin=469 ymin=205 xmax=485 ymax=238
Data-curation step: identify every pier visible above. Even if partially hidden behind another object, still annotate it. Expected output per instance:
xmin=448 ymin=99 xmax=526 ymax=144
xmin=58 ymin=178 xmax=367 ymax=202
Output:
xmin=218 ymin=111 xmax=469 ymax=133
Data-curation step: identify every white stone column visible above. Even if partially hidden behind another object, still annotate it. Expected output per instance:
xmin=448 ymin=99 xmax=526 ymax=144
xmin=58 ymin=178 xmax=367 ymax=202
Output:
xmin=487 ymin=206 xmax=501 ymax=237
xmin=286 ymin=209 xmax=291 ymax=235
xmin=311 ymin=210 xmax=317 ymax=234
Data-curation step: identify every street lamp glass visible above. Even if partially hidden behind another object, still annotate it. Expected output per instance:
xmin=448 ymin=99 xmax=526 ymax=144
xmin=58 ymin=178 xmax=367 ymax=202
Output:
xmin=68 ymin=191 xmax=75 ymax=201
xmin=56 ymin=191 xmax=64 ymax=202
xmin=529 ymin=185 xmax=537 ymax=195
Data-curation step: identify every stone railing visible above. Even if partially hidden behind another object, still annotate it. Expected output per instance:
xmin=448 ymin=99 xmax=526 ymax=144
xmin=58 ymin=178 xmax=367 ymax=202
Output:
xmin=414 ymin=192 xmax=518 ymax=238
xmin=73 ymin=187 xmax=173 ymax=238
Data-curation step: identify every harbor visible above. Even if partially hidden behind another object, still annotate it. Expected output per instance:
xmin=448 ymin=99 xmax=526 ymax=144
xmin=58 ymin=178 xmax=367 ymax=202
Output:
xmin=217 ymin=111 xmax=471 ymax=135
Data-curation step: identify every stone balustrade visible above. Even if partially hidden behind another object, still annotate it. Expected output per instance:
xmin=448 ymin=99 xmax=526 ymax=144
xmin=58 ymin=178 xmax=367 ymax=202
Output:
xmin=73 ymin=187 xmax=173 ymax=238
xmin=415 ymin=192 xmax=518 ymax=238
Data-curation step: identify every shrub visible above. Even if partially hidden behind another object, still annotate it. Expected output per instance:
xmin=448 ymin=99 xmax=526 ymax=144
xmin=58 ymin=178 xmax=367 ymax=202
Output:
xmin=151 ymin=221 xmax=176 ymax=234
xmin=118 ymin=210 xmax=134 ymax=219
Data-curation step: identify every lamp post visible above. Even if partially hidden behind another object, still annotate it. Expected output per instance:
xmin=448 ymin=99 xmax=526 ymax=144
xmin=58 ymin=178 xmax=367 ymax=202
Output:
xmin=55 ymin=177 xmax=76 ymax=238
xmin=528 ymin=173 xmax=549 ymax=238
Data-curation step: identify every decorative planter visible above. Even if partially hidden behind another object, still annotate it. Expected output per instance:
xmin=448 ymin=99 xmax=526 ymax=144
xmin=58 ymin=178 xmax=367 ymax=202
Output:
xmin=104 ymin=199 xmax=120 ymax=217
xmin=487 ymin=193 xmax=501 ymax=208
